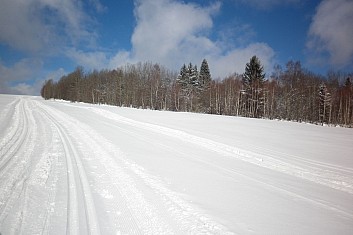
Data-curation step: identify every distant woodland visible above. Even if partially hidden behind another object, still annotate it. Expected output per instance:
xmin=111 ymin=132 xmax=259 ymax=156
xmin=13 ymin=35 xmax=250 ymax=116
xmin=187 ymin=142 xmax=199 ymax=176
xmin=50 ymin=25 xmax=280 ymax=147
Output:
xmin=41 ymin=57 xmax=353 ymax=126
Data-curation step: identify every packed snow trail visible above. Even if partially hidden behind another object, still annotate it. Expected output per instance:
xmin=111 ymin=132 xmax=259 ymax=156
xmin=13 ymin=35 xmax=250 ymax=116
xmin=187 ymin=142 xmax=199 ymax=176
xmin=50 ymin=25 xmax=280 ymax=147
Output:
xmin=35 ymin=98 xmax=230 ymax=234
xmin=39 ymin=104 xmax=101 ymax=235
xmin=1 ymin=95 xmax=353 ymax=234
xmin=0 ymin=96 xmax=231 ymax=234
xmin=81 ymin=106 xmax=353 ymax=194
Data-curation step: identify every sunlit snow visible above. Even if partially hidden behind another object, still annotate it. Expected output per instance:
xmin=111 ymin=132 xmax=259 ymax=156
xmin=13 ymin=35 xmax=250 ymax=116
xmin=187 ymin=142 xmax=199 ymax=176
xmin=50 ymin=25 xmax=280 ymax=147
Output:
xmin=0 ymin=94 xmax=352 ymax=234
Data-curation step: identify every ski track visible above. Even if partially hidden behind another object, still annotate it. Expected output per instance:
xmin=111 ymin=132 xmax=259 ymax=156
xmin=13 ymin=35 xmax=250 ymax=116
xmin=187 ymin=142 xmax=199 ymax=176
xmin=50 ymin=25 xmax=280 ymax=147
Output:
xmin=0 ymin=98 xmax=101 ymax=235
xmin=99 ymin=118 xmax=353 ymax=221
xmin=1 ymin=96 xmax=352 ymax=234
xmin=37 ymin=103 xmax=101 ymax=235
xmin=83 ymin=106 xmax=353 ymax=195
xmin=0 ymin=98 xmax=30 ymax=218
xmin=0 ymin=98 xmax=28 ymax=174
xmin=34 ymin=100 xmax=232 ymax=234
xmin=36 ymin=101 xmax=171 ymax=234
xmin=0 ymin=97 xmax=41 ymax=234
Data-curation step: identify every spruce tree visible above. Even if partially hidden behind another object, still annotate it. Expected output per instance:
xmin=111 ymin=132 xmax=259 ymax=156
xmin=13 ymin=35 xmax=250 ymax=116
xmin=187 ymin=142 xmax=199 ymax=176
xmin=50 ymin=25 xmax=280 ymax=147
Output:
xmin=199 ymin=59 xmax=211 ymax=90
xmin=198 ymin=59 xmax=212 ymax=113
xmin=177 ymin=63 xmax=200 ymax=111
xmin=177 ymin=64 xmax=188 ymax=91
xmin=189 ymin=63 xmax=199 ymax=88
xmin=242 ymin=55 xmax=265 ymax=118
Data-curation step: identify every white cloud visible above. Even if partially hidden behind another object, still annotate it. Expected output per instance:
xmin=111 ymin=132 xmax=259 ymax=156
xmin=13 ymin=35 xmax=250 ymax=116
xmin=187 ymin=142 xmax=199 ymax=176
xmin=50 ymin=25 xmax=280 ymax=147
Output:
xmin=9 ymin=69 xmax=66 ymax=96
xmin=0 ymin=1 xmax=48 ymax=53
xmin=0 ymin=0 xmax=105 ymax=95
xmin=9 ymin=78 xmax=50 ymax=96
xmin=0 ymin=59 xmax=66 ymax=95
xmin=66 ymin=49 xmax=109 ymax=70
xmin=0 ymin=0 xmax=277 ymax=96
xmin=0 ymin=0 xmax=101 ymax=54
xmin=10 ymin=83 xmax=36 ymax=96
xmin=130 ymin=0 xmax=220 ymax=63
xmin=210 ymin=43 xmax=275 ymax=78
xmin=109 ymin=0 xmax=275 ymax=78
xmin=108 ymin=51 xmax=134 ymax=69
xmin=44 ymin=68 xmax=66 ymax=82
xmin=28 ymin=68 xmax=66 ymax=96
xmin=0 ymin=58 xmax=42 ymax=95
xmin=307 ymin=0 xmax=353 ymax=68
xmin=66 ymin=48 xmax=138 ymax=71
xmin=0 ymin=58 xmax=43 ymax=82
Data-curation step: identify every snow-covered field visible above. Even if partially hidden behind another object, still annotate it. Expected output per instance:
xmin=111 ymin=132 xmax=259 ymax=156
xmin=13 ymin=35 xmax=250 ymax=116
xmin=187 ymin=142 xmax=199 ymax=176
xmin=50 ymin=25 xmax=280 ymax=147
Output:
xmin=0 ymin=94 xmax=353 ymax=234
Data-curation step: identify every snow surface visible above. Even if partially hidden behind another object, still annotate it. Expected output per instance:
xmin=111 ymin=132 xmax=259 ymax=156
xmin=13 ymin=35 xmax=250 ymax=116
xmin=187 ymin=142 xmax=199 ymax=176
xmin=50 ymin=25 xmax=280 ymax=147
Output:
xmin=0 ymin=94 xmax=353 ymax=234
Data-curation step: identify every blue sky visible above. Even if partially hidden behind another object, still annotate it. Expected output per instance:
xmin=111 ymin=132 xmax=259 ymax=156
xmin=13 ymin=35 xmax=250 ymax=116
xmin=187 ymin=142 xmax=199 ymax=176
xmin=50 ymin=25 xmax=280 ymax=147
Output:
xmin=1 ymin=0 xmax=352 ymax=95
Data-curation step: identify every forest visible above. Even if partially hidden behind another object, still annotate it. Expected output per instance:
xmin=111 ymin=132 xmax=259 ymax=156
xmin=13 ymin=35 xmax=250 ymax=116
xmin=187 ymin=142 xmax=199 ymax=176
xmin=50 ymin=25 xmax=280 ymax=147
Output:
xmin=41 ymin=57 xmax=353 ymax=126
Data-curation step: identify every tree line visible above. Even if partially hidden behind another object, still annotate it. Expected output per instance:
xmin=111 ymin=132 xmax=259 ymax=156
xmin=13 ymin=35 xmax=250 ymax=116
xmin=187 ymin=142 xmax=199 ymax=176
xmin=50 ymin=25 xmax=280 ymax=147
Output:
xmin=41 ymin=57 xmax=353 ymax=126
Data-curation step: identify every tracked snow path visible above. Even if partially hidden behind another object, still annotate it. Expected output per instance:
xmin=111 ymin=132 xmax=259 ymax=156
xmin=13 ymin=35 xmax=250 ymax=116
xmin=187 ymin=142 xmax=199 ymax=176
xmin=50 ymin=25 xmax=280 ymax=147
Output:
xmin=38 ymin=104 xmax=101 ymax=235
xmin=0 ymin=96 xmax=54 ymax=234
xmin=82 ymin=106 xmax=353 ymax=194
xmin=0 ymin=96 xmax=231 ymax=234
xmin=1 ymin=95 xmax=353 ymax=234
xmin=34 ymin=99 xmax=231 ymax=234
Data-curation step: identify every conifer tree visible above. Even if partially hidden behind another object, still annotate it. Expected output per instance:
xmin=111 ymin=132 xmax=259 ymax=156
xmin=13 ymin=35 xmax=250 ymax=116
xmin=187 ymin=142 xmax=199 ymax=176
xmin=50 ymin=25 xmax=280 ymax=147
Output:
xmin=189 ymin=63 xmax=199 ymax=88
xmin=177 ymin=64 xmax=188 ymax=91
xmin=199 ymin=59 xmax=211 ymax=90
xmin=198 ymin=59 xmax=212 ymax=112
xmin=176 ymin=63 xmax=200 ymax=111
xmin=242 ymin=55 xmax=265 ymax=118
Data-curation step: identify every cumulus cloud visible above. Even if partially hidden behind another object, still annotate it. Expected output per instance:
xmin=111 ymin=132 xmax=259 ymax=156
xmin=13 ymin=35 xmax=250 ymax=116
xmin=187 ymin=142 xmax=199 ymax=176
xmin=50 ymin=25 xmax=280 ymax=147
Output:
xmin=109 ymin=0 xmax=275 ymax=78
xmin=0 ymin=59 xmax=67 ymax=95
xmin=10 ymin=79 xmax=50 ymax=96
xmin=1 ymin=0 xmax=276 ymax=96
xmin=210 ymin=43 xmax=275 ymax=78
xmin=108 ymin=51 xmax=134 ymax=69
xmin=44 ymin=68 xmax=66 ymax=82
xmin=130 ymin=0 xmax=220 ymax=63
xmin=65 ymin=48 xmax=135 ymax=71
xmin=0 ymin=58 xmax=43 ymax=83
xmin=0 ymin=0 xmax=103 ymax=95
xmin=0 ymin=1 xmax=48 ymax=53
xmin=28 ymin=68 xmax=66 ymax=96
xmin=307 ymin=0 xmax=353 ymax=68
xmin=0 ymin=58 xmax=42 ymax=95
xmin=0 ymin=0 xmax=100 ymax=54
xmin=10 ymin=83 xmax=37 ymax=96
xmin=66 ymin=49 xmax=109 ymax=70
